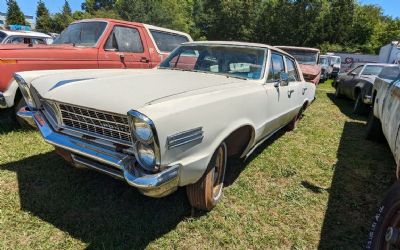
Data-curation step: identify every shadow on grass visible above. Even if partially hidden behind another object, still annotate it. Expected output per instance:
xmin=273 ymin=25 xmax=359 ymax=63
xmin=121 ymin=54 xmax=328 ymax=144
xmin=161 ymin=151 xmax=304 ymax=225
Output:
xmin=0 ymin=152 xmax=191 ymax=249
xmin=327 ymin=93 xmax=368 ymax=122
xmin=317 ymin=121 xmax=395 ymax=249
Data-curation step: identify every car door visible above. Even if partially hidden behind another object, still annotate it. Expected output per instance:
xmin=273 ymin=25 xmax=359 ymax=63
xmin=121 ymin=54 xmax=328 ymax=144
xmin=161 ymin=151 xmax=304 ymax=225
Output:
xmin=285 ymin=56 xmax=304 ymax=111
xmin=261 ymin=52 xmax=297 ymax=136
xmin=341 ymin=65 xmax=364 ymax=97
xmin=98 ymin=25 xmax=151 ymax=69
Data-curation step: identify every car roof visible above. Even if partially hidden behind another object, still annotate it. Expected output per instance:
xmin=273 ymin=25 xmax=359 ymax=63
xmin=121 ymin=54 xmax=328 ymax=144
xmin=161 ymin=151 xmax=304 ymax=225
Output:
xmin=0 ymin=30 xmax=51 ymax=38
xmin=362 ymin=63 xmax=399 ymax=67
xmin=276 ymin=46 xmax=320 ymax=53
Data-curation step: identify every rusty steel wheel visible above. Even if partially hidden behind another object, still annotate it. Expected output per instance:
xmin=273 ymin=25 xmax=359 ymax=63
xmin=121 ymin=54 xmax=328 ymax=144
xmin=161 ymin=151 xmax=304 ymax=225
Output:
xmin=367 ymin=182 xmax=400 ymax=250
xmin=186 ymin=142 xmax=227 ymax=211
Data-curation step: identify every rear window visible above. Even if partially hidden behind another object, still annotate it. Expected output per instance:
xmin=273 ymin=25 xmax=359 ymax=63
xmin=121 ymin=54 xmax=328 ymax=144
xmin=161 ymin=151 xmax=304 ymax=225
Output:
xmin=0 ymin=31 xmax=6 ymax=43
xmin=150 ymin=29 xmax=189 ymax=53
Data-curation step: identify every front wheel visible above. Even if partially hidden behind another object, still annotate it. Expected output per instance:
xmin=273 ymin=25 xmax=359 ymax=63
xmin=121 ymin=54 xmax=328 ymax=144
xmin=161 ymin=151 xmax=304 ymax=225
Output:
xmin=186 ymin=142 xmax=227 ymax=211
xmin=334 ymin=84 xmax=342 ymax=99
xmin=353 ymin=93 xmax=368 ymax=114
xmin=366 ymin=181 xmax=400 ymax=250
xmin=13 ymin=97 xmax=29 ymax=128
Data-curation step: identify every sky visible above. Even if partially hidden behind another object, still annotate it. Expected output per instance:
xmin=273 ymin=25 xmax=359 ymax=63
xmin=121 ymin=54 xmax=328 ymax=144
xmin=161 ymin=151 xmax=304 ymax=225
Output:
xmin=0 ymin=0 xmax=399 ymax=19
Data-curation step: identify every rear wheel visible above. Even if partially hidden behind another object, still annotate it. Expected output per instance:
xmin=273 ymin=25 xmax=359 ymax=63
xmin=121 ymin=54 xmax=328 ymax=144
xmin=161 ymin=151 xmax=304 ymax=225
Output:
xmin=366 ymin=181 xmax=400 ymax=250
xmin=365 ymin=109 xmax=385 ymax=142
xmin=186 ymin=142 xmax=227 ymax=211
xmin=287 ymin=106 xmax=304 ymax=131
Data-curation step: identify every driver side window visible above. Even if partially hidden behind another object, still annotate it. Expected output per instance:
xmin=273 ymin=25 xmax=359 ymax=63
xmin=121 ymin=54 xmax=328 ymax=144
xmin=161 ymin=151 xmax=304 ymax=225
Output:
xmin=105 ymin=26 xmax=144 ymax=53
xmin=267 ymin=53 xmax=285 ymax=82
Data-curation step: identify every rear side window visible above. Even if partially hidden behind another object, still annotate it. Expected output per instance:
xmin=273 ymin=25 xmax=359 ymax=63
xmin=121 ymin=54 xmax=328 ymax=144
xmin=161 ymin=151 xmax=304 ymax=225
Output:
xmin=286 ymin=57 xmax=299 ymax=81
xmin=105 ymin=26 xmax=144 ymax=53
xmin=150 ymin=30 xmax=189 ymax=53
xmin=267 ymin=53 xmax=285 ymax=81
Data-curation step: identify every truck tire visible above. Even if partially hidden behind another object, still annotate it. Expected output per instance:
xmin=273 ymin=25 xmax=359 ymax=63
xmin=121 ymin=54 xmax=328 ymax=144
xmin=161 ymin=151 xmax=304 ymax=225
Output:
xmin=366 ymin=181 xmax=400 ymax=250
xmin=365 ymin=110 xmax=384 ymax=142
xmin=353 ymin=93 xmax=368 ymax=115
xmin=186 ymin=142 xmax=227 ymax=211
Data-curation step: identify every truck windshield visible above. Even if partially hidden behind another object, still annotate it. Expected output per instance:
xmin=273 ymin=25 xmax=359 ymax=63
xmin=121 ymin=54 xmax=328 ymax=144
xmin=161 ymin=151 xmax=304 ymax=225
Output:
xmin=0 ymin=31 xmax=6 ymax=43
xmin=159 ymin=45 xmax=266 ymax=80
xmin=53 ymin=22 xmax=107 ymax=46
xmin=319 ymin=57 xmax=328 ymax=66
xmin=284 ymin=49 xmax=318 ymax=65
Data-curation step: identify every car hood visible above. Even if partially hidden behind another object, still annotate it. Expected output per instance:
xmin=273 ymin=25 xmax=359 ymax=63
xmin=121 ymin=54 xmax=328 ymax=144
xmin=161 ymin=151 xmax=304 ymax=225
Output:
xmin=20 ymin=69 xmax=243 ymax=114
xmin=299 ymin=64 xmax=321 ymax=76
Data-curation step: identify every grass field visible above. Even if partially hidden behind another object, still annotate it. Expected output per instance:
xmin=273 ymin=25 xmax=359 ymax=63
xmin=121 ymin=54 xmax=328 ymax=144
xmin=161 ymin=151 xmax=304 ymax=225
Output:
xmin=0 ymin=80 xmax=397 ymax=249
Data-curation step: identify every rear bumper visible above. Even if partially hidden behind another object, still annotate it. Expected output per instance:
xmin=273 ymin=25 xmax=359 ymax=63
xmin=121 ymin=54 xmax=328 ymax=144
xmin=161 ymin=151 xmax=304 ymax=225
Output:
xmin=0 ymin=92 xmax=6 ymax=108
xmin=17 ymin=106 xmax=181 ymax=198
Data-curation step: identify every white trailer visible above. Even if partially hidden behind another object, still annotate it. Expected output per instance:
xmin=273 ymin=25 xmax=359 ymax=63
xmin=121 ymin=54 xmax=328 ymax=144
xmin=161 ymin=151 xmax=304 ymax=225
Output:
xmin=379 ymin=41 xmax=400 ymax=64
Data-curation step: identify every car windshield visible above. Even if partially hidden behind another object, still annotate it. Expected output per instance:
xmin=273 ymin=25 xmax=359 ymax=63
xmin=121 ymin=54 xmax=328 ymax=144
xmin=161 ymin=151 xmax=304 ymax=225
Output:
xmin=378 ymin=66 xmax=400 ymax=81
xmin=53 ymin=21 xmax=107 ymax=46
xmin=319 ymin=57 xmax=328 ymax=65
xmin=159 ymin=45 xmax=266 ymax=80
xmin=283 ymin=50 xmax=318 ymax=65
xmin=0 ymin=31 xmax=6 ymax=43
xmin=362 ymin=65 xmax=385 ymax=76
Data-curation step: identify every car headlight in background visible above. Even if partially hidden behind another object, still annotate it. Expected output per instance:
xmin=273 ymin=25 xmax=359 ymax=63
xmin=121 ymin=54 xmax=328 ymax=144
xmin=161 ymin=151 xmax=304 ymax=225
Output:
xmin=128 ymin=110 xmax=160 ymax=173
xmin=14 ymin=74 xmax=36 ymax=109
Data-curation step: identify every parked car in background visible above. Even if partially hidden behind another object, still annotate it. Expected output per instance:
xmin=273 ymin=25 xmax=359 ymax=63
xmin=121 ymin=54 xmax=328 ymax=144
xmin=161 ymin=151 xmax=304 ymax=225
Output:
xmin=319 ymin=55 xmax=330 ymax=81
xmin=0 ymin=30 xmax=53 ymax=45
xmin=0 ymin=18 xmax=192 ymax=124
xmin=16 ymin=41 xmax=316 ymax=211
xmin=276 ymin=46 xmax=321 ymax=85
xmin=365 ymin=73 xmax=400 ymax=249
xmin=328 ymin=55 xmax=342 ymax=78
xmin=333 ymin=63 xmax=400 ymax=114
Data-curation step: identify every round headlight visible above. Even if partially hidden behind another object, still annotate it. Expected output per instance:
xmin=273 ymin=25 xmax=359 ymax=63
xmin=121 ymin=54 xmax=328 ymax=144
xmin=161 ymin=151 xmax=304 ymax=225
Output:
xmin=132 ymin=116 xmax=153 ymax=142
xmin=136 ymin=142 xmax=157 ymax=171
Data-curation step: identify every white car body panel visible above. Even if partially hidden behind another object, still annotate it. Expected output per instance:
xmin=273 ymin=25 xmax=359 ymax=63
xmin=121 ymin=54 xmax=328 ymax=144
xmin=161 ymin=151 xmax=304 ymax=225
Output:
xmin=16 ymin=42 xmax=316 ymax=189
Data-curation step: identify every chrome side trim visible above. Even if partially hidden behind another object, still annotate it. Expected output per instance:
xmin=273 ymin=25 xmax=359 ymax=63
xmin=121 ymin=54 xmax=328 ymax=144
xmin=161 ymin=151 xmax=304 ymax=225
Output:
xmin=167 ymin=127 xmax=204 ymax=149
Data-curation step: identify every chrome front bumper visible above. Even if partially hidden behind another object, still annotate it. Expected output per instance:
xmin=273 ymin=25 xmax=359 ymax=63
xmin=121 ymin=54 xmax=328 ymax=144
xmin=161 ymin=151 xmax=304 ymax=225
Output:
xmin=17 ymin=106 xmax=181 ymax=198
xmin=0 ymin=92 xmax=6 ymax=108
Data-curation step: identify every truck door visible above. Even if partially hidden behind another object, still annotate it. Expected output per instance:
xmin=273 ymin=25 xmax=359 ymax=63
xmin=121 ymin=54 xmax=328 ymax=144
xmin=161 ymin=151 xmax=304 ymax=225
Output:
xmin=98 ymin=25 xmax=151 ymax=69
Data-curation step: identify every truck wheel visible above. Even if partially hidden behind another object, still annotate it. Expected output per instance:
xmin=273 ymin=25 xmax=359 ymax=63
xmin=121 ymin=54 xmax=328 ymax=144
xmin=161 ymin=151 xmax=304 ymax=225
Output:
xmin=353 ymin=93 xmax=367 ymax=115
xmin=366 ymin=181 xmax=400 ymax=250
xmin=186 ymin=142 xmax=227 ymax=211
xmin=365 ymin=110 xmax=384 ymax=142
xmin=13 ymin=98 xmax=29 ymax=128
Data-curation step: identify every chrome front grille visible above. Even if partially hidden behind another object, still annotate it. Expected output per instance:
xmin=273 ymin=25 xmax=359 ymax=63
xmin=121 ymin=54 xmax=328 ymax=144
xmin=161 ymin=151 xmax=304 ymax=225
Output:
xmin=44 ymin=101 xmax=132 ymax=145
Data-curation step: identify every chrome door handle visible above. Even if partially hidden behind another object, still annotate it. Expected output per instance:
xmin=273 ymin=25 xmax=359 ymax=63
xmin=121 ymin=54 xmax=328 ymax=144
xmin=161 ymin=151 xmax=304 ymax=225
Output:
xmin=302 ymin=87 xmax=308 ymax=95
xmin=288 ymin=90 xmax=294 ymax=97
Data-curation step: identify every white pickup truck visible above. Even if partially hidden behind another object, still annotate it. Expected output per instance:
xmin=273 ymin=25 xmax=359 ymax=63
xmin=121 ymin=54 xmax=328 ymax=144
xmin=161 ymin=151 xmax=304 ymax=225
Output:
xmin=365 ymin=68 xmax=400 ymax=249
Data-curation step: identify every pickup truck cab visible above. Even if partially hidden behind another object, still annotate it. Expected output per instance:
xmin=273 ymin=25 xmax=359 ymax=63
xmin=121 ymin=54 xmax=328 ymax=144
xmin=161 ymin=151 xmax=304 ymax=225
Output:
xmin=0 ymin=18 xmax=192 ymax=119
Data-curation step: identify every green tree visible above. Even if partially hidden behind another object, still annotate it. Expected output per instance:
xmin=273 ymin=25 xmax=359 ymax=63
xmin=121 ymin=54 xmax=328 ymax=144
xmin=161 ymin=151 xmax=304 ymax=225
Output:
xmin=36 ymin=0 xmax=52 ymax=33
xmin=82 ymin=0 xmax=116 ymax=14
xmin=52 ymin=0 xmax=74 ymax=33
xmin=5 ymin=0 xmax=26 ymax=26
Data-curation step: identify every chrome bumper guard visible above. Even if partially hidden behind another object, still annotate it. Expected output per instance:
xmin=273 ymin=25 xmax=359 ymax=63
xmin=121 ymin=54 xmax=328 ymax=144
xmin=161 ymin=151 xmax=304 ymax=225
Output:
xmin=0 ymin=92 xmax=6 ymax=108
xmin=17 ymin=106 xmax=181 ymax=198
xmin=364 ymin=95 xmax=372 ymax=105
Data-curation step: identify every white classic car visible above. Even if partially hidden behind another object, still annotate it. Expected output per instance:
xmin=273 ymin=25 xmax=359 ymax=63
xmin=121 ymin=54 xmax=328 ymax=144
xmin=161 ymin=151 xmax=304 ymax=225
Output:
xmin=365 ymin=70 xmax=400 ymax=249
xmin=16 ymin=41 xmax=316 ymax=211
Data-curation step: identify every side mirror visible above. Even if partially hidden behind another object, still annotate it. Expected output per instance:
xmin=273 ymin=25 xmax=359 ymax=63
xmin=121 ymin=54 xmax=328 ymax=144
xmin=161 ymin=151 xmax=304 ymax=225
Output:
xmin=276 ymin=72 xmax=289 ymax=87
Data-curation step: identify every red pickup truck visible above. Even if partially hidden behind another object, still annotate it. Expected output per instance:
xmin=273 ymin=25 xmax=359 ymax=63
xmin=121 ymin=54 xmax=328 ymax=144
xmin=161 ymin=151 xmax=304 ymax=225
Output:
xmin=0 ymin=18 xmax=192 ymax=118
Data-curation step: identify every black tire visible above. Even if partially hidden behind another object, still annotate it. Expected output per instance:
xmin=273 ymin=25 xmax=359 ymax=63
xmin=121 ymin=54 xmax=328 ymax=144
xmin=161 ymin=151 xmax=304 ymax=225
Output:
xmin=334 ymin=83 xmax=342 ymax=99
xmin=287 ymin=106 xmax=303 ymax=131
xmin=353 ymin=92 xmax=368 ymax=115
xmin=366 ymin=181 xmax=400 ymax=250
xmin=13 ymin=97 xmax=29 ymax=128
xmin=365 ymin=109 xmax=385 ymax=142
xmin=186 ymin=142 xmax=227 ymax=211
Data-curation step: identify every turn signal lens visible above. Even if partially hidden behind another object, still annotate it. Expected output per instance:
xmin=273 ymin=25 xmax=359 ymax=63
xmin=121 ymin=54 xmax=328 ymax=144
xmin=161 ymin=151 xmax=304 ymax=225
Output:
xmin=0 ymin=59 xmax=17 ymax=64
